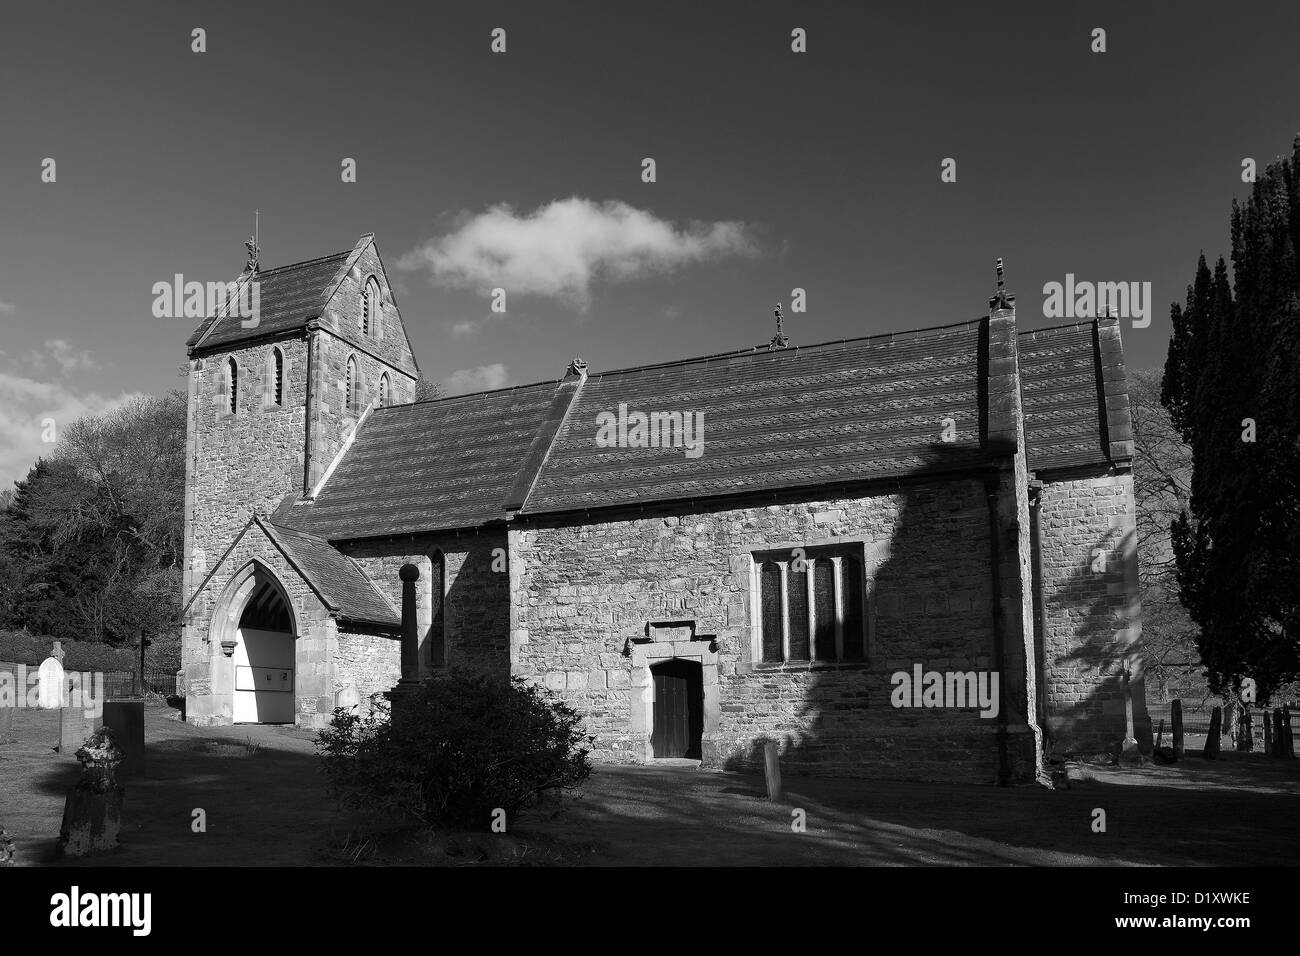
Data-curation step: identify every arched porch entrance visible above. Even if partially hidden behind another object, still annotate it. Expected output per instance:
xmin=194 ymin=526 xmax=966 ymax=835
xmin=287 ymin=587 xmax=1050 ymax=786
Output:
xmin=210 ymin=562 xmax=299 ymax=725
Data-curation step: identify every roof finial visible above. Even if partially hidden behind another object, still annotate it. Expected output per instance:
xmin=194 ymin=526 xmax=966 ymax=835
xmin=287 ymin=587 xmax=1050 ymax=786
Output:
xmin=244 ymin=210 xmax=260 ymax=274
xmin=989 ymin=257 xmax=1015 ymax=312
xmin=768 ymin=301 xmax=790 ymax=350
xmin=566 ymin=355 xmax=588 ymax=377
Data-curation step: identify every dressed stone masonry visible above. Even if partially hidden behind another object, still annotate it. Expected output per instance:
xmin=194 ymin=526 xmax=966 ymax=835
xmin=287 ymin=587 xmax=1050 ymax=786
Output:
xmin=180 ymin=236 xmax=1149 ymax=781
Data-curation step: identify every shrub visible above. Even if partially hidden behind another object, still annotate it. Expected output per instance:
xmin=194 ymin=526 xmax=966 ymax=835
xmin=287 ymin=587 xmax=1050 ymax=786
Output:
xmin=316 ymin=671 xmax=592 ymax=830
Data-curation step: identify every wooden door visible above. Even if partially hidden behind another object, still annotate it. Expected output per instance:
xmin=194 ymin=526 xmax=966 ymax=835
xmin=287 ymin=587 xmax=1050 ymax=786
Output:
xmin=651 ymin=659 xmax=703 ymax=758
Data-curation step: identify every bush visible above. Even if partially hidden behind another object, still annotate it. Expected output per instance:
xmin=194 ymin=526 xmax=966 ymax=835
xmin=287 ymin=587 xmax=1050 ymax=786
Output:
xmin=316 ymin=672 xmax=593 ymax=830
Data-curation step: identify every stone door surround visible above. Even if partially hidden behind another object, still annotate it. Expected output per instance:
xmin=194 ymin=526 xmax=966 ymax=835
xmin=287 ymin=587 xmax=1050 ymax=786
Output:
xmin=628 ymin=620 xmax=720 ymax=763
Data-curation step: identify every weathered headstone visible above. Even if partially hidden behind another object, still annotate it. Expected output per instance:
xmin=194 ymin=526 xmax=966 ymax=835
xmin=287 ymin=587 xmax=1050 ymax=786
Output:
xmin=59 ymin=707 xmax=97 ymax=754
xmin=1118 ymin=666 xmax=1141 ymax=764
xmin=335 ymin=684 xmax=360 ymax=712
xmin=0 ymin=668 xmax=14 ymax=743
xmin=37 ymin=657 xmax=65 ymax=709
xmin=56 ymin=727 xmax=124 ymax=858
xmin=103 ymin=700 xmax=145 ymax=777
xmin=1279 ymin=709 xmax=1290 ymax=758
xmin=1171 ymin=699 xmax=1184 ymax=761
xmin=0 ymin=826 xmax=14 ymax=865
xmin=762 ymin=741 xmax=782 ymax=801
xmin=1203 ymin=706 xmax=1222 ymax=759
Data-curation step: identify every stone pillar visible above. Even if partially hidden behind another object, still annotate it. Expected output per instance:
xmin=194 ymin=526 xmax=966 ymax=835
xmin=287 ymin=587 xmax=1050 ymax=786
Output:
xmin=385 ymin=563 xmax=423 ymax=722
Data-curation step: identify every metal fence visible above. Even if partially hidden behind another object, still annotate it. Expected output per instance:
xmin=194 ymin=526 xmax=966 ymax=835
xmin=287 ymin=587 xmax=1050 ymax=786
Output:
xmin=100 ymin=670 xmax=178 ymax=698
xmin=1148 ymin=698 xmax=1300 ymax=742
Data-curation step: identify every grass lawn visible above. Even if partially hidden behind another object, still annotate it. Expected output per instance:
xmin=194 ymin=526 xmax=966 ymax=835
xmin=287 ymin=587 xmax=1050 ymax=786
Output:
xmin=3 ymin=701 xmax=1299 ymax=866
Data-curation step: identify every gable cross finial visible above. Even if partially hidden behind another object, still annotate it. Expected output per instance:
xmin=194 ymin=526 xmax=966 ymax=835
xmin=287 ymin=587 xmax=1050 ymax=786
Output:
xmin=244 ymin=210 xmax=260 ymax=274
xmin=768 ymin=301 xmax=790 ymax=350
xmin=566 ymin=355 xmax=588 ymax=377
xmin=989 ymin=257 xmax=1015 ymax=312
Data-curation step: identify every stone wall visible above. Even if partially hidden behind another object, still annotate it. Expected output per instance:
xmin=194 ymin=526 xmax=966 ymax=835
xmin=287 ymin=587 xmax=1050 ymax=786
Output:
xmin=343 ymin=529 xmax=511 ymax=678
xmin=335 ymin=628 xmax=401 ymax=702
xmin=185 ymin=336 xmax=310 ymax=588
xmin=511 ymin=480 xmax=1030 ymax=783
xmin=308 ymin=327 xmax=416 ymax=487
xmin=1035 ymin=470 xmax=1150 ymax=754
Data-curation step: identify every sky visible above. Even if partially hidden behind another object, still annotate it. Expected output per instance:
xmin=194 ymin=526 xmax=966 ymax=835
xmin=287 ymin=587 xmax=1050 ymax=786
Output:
xmin=1 ymin=0 xmax=1298 ymax=489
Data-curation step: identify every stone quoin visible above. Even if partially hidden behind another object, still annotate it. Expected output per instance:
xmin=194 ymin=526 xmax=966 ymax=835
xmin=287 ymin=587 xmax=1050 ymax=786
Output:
xmin=179 ymin=234 xmax=1150 ymax=784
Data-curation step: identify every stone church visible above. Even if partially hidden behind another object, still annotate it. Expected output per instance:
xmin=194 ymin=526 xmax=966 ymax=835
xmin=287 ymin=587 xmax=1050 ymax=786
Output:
xmin=179 ymin=233 xmax=1151 ymax=784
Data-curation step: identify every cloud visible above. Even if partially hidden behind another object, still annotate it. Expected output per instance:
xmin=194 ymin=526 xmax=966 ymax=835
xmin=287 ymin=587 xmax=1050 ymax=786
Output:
xmin=0 ymin=299 xmax=15 ymax=314
xmin=443 ymin=363 xmax=512 ymax=395
xmin=449 ymin=318 xmax=488 ymax=339
xmin=0 ymin=368 xmax=141 ymax=490
xmin=399 ymin=198 xmax=760 ymax=307
xmin=42 ymin=338 xmax=100 ymax=373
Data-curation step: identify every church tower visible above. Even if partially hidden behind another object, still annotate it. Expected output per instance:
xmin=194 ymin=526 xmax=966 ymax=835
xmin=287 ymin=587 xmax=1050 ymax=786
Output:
xmin=180 ymin=233 xmax=420 ymax=607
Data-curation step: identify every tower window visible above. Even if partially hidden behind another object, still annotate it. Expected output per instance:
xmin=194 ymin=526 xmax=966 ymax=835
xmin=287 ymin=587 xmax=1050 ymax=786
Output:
xmin=226 ymin=357 xmax=238 ymax=415
xmin=346 ymin=355 xmax=359 ymax=413
xmin=362 ymin=276 xmax=380 ymax=337
xmin=378 ymin=373 xmax=389 ymax=408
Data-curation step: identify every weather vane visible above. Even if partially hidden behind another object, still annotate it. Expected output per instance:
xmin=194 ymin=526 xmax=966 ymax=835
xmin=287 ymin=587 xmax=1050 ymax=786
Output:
xmin=768 ymin=301 xmax=790 ymax=350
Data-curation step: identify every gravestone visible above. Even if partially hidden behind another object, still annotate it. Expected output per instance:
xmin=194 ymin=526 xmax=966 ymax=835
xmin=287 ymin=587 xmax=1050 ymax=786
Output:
xmin=0 ymin=664 xmax=14 ymax=744
xmin=1203 ymin=706 xmax=1222 ymax=759
xmin=763 ymin=741 xmax=782 ymax=801
xmin=37 ymin=657 xmax=65 ymax=709
xmin=103 ymin=700 xmax=145 ymax=777
xmin=56 ymin=727 xmax=124 ymax=858
xmin=335 ymin=684 xmax=360 ymax=712
xmin=1237 ymin=708 xmax=1253 ymax=752
xmin=1171 ymin=699 xmax=1184 ymax=761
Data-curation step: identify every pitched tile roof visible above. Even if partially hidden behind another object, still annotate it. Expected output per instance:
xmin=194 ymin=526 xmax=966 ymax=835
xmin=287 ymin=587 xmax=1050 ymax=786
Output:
xmin=258 ymin=517 xmax=399 ymax=626
xmin=522 ymin=322 xmax=992 ymax=514
xmin=1018 ymin=322 xmax=1109 ymax=470
xmin=281 ymin=382 xmax=560 ymax=540
xmin=185 ymin=251 xmax=350 ymax=350
xmin=278 ymin=317 xmax=1121 ymax=540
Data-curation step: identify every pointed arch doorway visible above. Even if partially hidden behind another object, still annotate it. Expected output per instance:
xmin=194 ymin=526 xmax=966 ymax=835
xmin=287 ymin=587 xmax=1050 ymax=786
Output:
xmin=213 ymin=563 xmax=299 ymax=725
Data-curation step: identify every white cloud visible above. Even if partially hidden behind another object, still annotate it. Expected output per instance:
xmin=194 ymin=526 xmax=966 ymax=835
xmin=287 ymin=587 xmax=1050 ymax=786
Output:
xmin=399 ymin=198 xmax=760 ymax=307
xmin=0 ymin=369 xmax=141 ymax=490
xmin=449 ymin=318 xmax=487 ymax=339
xmin=0 ymin=299 xmax=15 ymax=314
xmin=42 ymin=338 xmax=100 ymax=373
xmin=443 ymin=363 xmax=512 ymax=395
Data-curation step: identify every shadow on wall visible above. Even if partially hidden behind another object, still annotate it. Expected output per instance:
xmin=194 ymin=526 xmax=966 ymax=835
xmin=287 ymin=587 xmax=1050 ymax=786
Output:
xmin=1044 ymin=524 xmax=1152 ymax=758
xmin=718 ymin=442 xmax=1148 ymax=784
